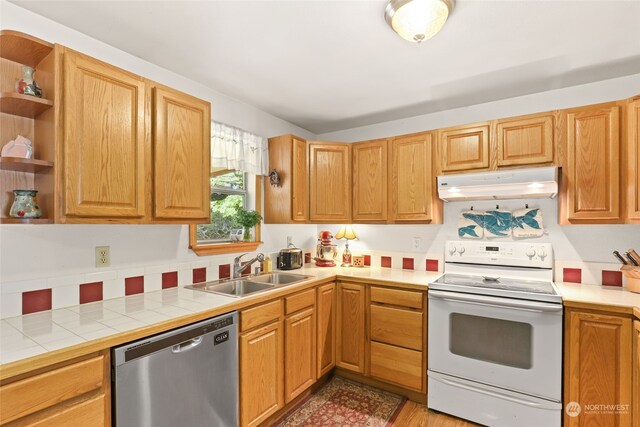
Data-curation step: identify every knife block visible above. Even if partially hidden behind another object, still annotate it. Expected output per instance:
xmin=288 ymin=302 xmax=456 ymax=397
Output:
xmin=621 ymin=266 xmax=640 ymax=293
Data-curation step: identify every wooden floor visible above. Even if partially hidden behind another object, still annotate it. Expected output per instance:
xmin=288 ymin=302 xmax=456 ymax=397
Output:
xmin=393 ymin=401 xmax=482 ymax=427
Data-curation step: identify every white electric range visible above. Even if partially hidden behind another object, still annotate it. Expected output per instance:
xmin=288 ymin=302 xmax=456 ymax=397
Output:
xmin=428 ymin=240 xmax=562 ymax=427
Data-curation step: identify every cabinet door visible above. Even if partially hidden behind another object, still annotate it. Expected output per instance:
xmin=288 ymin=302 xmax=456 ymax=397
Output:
xmin=439 ymin=122 xmax=490 ymax=172
xmin=564 ymin=309 xmax=632 ymax=427
xmin=389 ymin=132 xmax=439 ymax=222
xmin=317 ymin=282 xmax=336 ymax=378
xmin=291 ymin=137 xmax=308 ymax=221
xmin=153 ymin=86 xmax=210 ymax=221
xmin=565 ymin=106 xmax=620 ymax=222
xmin=634 ymin=320 xmax=639 ymax=427
xmin=496 ymin=113 xmax=554 ymax=167
xmin=352 ymin=139 xmax=387 ymax=222
xmin=370 ymin=341 xmax=423 ymax=391
xmin=336 ymin=282 xmax=365 ymax=373
xmin=628 ymin=99 xmax=640 ymax=222
xmin=63 ymin=50 xmax=146 ymax=219
xmin=284 ymin=307 xmax=316 ymax=403
xmin=309 ymin=143 xmax=351 ymax=222
xmin=240 ymin=321 xmax=283 ymax=427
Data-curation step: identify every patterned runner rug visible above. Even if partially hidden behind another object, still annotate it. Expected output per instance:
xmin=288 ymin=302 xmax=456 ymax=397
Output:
xmin=277 ymin=376 xmax=406 ymax=427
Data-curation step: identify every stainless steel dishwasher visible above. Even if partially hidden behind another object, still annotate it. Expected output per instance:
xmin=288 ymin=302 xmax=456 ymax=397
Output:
xmin=112 ymin=312 xmax=238 ymax=427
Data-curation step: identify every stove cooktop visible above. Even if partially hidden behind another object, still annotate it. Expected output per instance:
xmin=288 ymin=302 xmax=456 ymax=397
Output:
xmin=429 ymin=273 xmax=562 ymax=303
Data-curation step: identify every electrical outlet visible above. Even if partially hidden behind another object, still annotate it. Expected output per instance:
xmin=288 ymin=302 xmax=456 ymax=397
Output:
xmin=95 ymin=246 xmax=110 ymax=268
xmin=412 ymin=237 xmax=421 ymax=250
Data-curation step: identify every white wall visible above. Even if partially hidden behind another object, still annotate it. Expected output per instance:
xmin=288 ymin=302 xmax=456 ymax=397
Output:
xmin=0 ymin=1 xmax=318 ymax=283
xmin=317 ymin=74 xmax=640 ymax=142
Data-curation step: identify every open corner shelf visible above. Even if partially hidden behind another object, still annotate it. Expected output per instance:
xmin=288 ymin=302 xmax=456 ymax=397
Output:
xmin=0 ymin=30 xmax=54 ymax=68
xmin=0 ymin=157 xmax=54 ymax=172
xmin=0 ymin=93 xmax=53 ymax=118
xmin=0 ymin=217 xmax=53 ymax=224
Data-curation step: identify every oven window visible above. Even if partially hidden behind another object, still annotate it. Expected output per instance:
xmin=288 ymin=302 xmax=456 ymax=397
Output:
xmin=449 ymin=313 xmax=532 ymax=369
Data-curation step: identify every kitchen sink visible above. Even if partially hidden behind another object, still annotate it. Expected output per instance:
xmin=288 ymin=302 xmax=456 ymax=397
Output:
xmin=185 ymin=273 xmax=310 ymax=298
xmin=186 ymin=279 xmax=275 ymax=297
xmin=249 ymin=273 xmax=310 ymax=285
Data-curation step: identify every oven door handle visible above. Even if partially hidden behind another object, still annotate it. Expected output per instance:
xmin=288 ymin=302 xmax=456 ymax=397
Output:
xmin=428 ymin=290 xmax=563 ymax=312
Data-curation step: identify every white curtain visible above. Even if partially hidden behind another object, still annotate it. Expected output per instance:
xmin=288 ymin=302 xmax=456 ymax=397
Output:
xmin=211 ymin=122 xmax=269 ymax=175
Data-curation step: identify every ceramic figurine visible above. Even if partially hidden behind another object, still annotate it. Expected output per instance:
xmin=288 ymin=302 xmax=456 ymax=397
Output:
xmin=9 ymin=190 xmax=42 ymax=218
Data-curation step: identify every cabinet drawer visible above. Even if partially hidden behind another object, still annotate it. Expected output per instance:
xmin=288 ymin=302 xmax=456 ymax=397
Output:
xmin=27 ymin=394 xmax=107 ymax=427
xmin=370 ymin=305 xmax=423 ymax=351
xmin=370 ymin=341 xmax=423 ymax=391
xmin=0 ymin=355 xmax=105 ymax=424
xmin=285 ymin=289 xmax=315 ymax=315
xmin=370 ymin=286 xmax=423 ymax=310
xmin=241 ymin=300 xmax=282 ymax=332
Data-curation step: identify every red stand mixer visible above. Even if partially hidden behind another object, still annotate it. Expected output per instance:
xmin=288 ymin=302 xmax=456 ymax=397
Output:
xmin=315 ymin=230 xmax=337 ymax=267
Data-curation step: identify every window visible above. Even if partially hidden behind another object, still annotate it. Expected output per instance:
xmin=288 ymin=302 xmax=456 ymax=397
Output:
xmin=189 ymin=169 xmax=262 ymax=256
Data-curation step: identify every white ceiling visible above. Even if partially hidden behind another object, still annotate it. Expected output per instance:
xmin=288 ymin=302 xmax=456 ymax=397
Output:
xmin=9 ymin=0 xmax=640 ymax=134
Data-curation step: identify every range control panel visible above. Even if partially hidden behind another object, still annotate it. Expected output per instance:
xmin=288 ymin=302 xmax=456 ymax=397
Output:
xmin=444 ymin=240 xmax=553 ymax=269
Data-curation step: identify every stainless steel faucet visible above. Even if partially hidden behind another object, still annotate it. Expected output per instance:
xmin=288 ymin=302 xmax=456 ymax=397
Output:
xmin=233 ymin=253 xmax=265 ymax=279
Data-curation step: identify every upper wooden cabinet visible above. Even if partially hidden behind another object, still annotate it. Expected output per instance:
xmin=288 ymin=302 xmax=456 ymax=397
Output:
xmin=263 ymin=135 xmax=308 ymax=223
xmin=564 ymin=308 xmax=633 ymax=427
xmin=153 ymin=86 xmax=210 ymax=221
xmin=563 ymin=104 xmax=621 ymax=223
xmin=628 ymin=99 xmax=640 ymax=223
xmin=495 ymin=113 xmax=554 ymax=167
xmin=59 ymin=48 xmax=210 ymax=224
xmin=309 ymin=142 xmax=352 ymax=223
xmin=352 ymin=139 xmax=388 ymax=222
xmin=62 ymin=49 xmax=146 ymax=219
xmin=439 ymin=122 xmax=490 ymax=172
xmin=389 ymin=132 xmax=441 ymax=223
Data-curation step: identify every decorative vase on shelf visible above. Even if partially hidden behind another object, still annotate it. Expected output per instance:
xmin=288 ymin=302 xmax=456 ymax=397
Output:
xmin=9 ymin=190 xmax=42 ymax=218
xmin=15 ymin=66 xmax=42 ymax=98
xmin=243 ymin=228 xmax=252 ymax=242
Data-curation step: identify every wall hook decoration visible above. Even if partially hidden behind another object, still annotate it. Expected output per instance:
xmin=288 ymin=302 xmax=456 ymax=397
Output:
xmin=269 ymin=169 xmax=281 ymax=187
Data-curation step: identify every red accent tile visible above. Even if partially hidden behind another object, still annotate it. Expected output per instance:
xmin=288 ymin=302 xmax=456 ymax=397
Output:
xmin=192 ymin=268 xmax=206 ymax=284
xmin=162 ymin=272 xmax=177 ymax=289
xmin=563 ymin=268 xmax=582 ymax=284
xmin=219 ymin=264 xmax=231 ymax=280
xmin=426 ymin=259 xmax=439 ymax=272
xmin=22 ymin=289 xmax=52 ymax=315
xmin=381 ymin=256 xmax=392 ymax=268
xmin=126 ymin=276 xmax=145 ymax=295
xmin=602 ymin=270 xmax=623 ymax=287
xmin=79 ymin=281 xmax=103 ymax=304
xmin=304 ymin=253 xmax=311 ymax=264
xmin=402 ymin=257 xmax=414 ymax=270
xmin=364 ymin=255 xmax=371 ymax=266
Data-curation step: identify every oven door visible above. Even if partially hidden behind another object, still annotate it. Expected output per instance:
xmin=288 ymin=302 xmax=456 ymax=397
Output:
xmin=428 ymin=289 xmax=562 ymax=401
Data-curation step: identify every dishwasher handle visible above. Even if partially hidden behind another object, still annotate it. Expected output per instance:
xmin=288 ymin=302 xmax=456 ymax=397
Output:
xmin=171 ymin=336 xmax=203 ymax=354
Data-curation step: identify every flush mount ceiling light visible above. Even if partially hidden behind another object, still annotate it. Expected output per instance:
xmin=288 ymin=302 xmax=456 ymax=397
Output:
xmin=385 ymin=0 xmax=455 ymax=43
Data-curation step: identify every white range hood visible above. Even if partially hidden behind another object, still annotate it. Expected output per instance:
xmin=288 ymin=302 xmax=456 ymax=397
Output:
xmin=437 ymin=167 xmax=558 ymax=201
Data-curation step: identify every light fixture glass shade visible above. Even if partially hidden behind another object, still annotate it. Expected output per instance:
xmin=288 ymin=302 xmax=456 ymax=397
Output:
xmin=385 ymin=0 xmax=454 ymax=43
xmin=335 ymin=225 xmax=358 ymax=241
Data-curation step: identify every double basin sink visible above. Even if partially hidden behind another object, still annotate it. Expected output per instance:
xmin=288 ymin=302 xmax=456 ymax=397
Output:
xmin=185 ymin=272 xmax=310 ymax=298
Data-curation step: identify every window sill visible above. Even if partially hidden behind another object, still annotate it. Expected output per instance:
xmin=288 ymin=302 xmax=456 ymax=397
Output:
xmin=190 ymin=241 xmax=263 ymax=256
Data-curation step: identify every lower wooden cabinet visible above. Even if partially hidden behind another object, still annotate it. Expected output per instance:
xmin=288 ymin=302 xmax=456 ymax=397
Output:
xmin=240 ymin=320 xmax=284 ymax=427
xmin=634 ymin=320 xmax=640 ymax=427
xmin=284 ymin=306 xmax=317 ymax=403
xmin=564 ymin=308 xmax=633 ymax=427
xmin=317 ymin=282 xmax=336 ymax=377
xmin=0 ymin=351 xmax=110 ymax=426
xmin=336 ymin=282 xmax=366 ymax=373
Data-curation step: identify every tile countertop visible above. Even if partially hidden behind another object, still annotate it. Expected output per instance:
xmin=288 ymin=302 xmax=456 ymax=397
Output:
xmin=0 ymin=266 xmax=440 ymax=377
xmin=1 ymin=266 xmax=639 ymax=379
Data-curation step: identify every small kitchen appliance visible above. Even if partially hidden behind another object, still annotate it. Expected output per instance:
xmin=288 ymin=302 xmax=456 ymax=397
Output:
xmin=428 ymin=240 xmax=562 ymax=427
xmin=315 ymin=231 xmax=337 ymax=267
xmin=278 ymin=246 xmax=303 ymax=270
